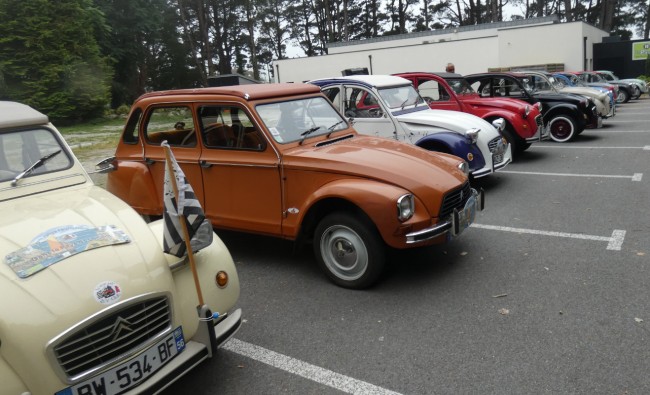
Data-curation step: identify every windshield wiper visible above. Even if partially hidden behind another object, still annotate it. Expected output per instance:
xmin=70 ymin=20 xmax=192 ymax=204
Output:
xmin=11 ymin=149 xmax=62 ymax=187
xmin=400 ymin=98 xmax=418 ymax=111
xmin=326 ymin=121 xmax=345 ymax=137
xmin=299 ymin=126 xmax=321 ymax=145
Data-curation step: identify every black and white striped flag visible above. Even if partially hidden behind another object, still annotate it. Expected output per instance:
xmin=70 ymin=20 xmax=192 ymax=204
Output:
xmin=162 ymin=141 xmax=213 ymax=257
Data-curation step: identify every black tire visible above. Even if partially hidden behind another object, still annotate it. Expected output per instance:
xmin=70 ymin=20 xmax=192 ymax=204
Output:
xmin=313 ymin=212 xmax=386 ymax=289
xmin=616 ymin=89 xmax=629 ymax=104
xmin=631 ymin=86 xmax=641 ymax=100
xmin=501 ymin=125 xmax=526 ymax=157
xmin=548 ymin=115 xmax=577 ymax=143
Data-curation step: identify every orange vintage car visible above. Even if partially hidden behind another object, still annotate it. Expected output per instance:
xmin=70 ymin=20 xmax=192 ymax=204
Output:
xmin=100 ymin=83 xmax=484 ymax=289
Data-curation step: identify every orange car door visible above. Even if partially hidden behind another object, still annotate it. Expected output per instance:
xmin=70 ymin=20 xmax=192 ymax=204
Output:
xmin=196 ymin=104 xmax=282 ymax=236
xmin=141 ymin=104 xmax=204 ymax=210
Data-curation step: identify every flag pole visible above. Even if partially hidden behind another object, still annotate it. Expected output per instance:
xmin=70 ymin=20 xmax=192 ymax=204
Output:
xmin=163 ymin=147 xmax=205 ymax=306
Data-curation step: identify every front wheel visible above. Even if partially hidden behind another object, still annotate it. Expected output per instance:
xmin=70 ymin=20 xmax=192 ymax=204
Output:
xmin=313 ymin=212 xmax=386 ymax=289
xmin=616 ymin=89 xmax=629 ymax=103
xmin=548 ymin=115 xmax=577 ymax=143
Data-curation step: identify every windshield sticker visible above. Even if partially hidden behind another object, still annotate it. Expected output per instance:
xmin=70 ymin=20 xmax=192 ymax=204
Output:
xmin=269 ymin=127 xmax=280 ymax=136
xmin=4 ymin=225 xmax=131 ymax=278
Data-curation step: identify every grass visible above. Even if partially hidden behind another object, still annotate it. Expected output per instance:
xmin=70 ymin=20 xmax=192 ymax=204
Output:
xmin=58 ymin=117 xmax=124 ymax=161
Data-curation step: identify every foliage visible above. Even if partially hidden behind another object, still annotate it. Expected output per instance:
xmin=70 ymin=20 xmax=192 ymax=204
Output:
xmin=0 ymin=0 xmax=112 ymax=121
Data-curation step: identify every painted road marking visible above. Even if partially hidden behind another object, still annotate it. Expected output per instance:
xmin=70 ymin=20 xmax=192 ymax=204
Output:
xmin=472 ymin=224 xmax=626 ymax=251
xmin=531 ymin=145 xmax=650 ymax=150
xmin=498 ymin=170 xmax=643 ymax=181
xmin=223 ymin=338 xmax=404 ymax=395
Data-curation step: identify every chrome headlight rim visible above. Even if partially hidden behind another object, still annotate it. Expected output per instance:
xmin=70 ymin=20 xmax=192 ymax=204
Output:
xmin=457 ymin=161 xmax=469 ymax=176
xmin=523 ymin=105 xmax=531 ymax=118
xmin=491 ymin=118 xmax=505 ymax=132
xmin=396 ymin=194 xmax=415 ymax=222
xmin=465 ymin=128 xmax=480 ymax=143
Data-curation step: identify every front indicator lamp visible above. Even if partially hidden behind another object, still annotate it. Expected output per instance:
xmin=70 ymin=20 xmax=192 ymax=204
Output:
xmin=215 ymin=271 xmax=229 ymax=288
xmin=397 ymin=194 xmax=415 ymax=222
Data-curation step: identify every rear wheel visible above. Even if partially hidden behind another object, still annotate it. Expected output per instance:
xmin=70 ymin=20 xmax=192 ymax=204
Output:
xmin=548 ymin=115 xmax=577 ymax=143
xmin=313 ymin=212 xmax=386 ymax=289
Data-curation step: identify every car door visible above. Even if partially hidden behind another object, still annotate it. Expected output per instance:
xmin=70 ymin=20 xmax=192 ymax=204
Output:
xmin=141 ymin=104 xmax=204 ymax=212
xmin=323 ymin=85 xmax=396 ymax=139
xmin=416 ymin=78 xmax=461 ymax=112
xmin=196 ymin=104 xmax=282 ymax=235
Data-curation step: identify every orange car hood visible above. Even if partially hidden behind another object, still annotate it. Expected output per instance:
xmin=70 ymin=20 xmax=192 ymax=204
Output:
xmin=284 ymin=135 xmax=466 ymax=197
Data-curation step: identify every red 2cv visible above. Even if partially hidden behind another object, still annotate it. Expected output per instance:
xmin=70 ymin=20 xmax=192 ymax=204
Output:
xmin=395 ymin=72 xmax=547 ymax=157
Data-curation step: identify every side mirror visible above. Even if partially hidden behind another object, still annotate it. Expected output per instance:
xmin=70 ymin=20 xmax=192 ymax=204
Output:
xmin=95 ymin=156 xmax=116 ymax=174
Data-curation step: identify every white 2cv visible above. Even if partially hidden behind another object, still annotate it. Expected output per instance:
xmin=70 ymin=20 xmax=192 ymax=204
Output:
xmin=0 ymin=102 xmax=241 ymax=395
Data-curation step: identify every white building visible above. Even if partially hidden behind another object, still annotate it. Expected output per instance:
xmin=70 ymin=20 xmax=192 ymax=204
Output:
xmin=273 ymin=15 xmax=610 ymax=83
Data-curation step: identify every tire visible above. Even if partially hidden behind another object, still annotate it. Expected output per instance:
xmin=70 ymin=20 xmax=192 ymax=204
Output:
xmin=616 ymin=89 xmax=629 ymax=104
xmin=313 ymin=212 xmax=386 ymax=289
xmin=501 ymin=125 xmax=526 ymax=157
xmin=548 ymin=115 xmax=577 ymax=143
xmin=631 ymin=86 xmax=641 ymax=100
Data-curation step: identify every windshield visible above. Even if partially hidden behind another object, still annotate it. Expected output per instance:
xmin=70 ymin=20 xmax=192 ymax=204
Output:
xmin=525 ymin=74 xmax=557 ymax=92
xmin=0 ymin=128 xmax=71 ymax=183
xmin=446 ymin=78 xmax=475 ymax=95
xmin=256 ymin=96 xmax=348 ymax=144
xmin=377 ymin=85 xmax=427 ymax=110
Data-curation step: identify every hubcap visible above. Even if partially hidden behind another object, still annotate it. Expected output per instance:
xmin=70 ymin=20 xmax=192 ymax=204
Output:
xmin=320 ymin=225 xmax=368 ymax=281
xmin=551 ymin=119 xmax=572 ymax=141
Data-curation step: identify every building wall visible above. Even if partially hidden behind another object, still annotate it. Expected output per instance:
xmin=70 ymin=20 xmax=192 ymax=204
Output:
xmin=273 ymin=18 xmax=609 ymax=83
xmin=594 ymin=39 xmax=650 ymax=78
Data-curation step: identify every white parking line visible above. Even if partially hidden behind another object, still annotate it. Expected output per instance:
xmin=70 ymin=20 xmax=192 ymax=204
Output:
xmin=223 ymin=338 xmax=404 ymax=395
xmin=498 ymin=170 xmax=643 ymax=181
xmin=472 ymin=224 xmax=626 ymax=251
xmin=531 ymin=145 xmax=650 ymax=150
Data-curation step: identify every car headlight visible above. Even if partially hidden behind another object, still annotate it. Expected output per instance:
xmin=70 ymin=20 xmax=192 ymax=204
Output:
xmin=523 ymin=105 xmax=531 ymax=118
xmin=491 ymin=118 xmax=505 ymax=132
xmin=466 ymin=128 xmax=480 ymax=143
xmin=397 ymin=194 xmax=415 ymax=222
xmin=457 ymin=161 xmax=469 ymax=176
xmin=535 ymin=102 xmax=543 ymax=112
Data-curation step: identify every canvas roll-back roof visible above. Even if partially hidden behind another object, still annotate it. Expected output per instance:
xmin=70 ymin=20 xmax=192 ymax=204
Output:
xmin=0 ymin=101 xmax=49 ymax=130
xmin=136 ymin=83 xmax=322 ymax=102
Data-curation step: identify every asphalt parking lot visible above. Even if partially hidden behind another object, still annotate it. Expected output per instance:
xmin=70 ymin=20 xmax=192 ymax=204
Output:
xmin=162 ymin=98 xmax=649 ymax=395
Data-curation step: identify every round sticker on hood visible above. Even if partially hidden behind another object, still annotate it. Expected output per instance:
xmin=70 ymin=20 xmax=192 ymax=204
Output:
xmin=94 ymin=281 xmax=122 ymax=305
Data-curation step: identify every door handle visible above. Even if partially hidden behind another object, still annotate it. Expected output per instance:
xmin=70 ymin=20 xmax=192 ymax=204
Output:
xmin=200 ymin=160 xmax=212 ymax=168
xmin=145 ymin=158 xmax=155 ymax=165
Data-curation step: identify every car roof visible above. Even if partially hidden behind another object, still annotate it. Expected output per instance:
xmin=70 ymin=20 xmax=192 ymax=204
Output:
xmin=395 ymin=72 xmax=463 ymax=79
xmin=0 ymin=101 xmax=49 ymax=130
xmin=135 ymin=83 xmax=322 ymax=102
xmin=310 ymin=75 xmax=411 ymax=89
xmin=465 ymin=72 xmax=528 ymax=78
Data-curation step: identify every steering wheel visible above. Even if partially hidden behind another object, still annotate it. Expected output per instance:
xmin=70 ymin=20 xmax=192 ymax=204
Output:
xmin=368 ymin=108 xmax=383 ymax=117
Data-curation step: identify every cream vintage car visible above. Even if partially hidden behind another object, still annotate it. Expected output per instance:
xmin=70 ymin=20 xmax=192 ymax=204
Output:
xmin=0 ymin=101 xmax=241 ymax=395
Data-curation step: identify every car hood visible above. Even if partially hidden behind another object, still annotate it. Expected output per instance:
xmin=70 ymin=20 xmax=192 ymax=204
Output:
xmin=458 ymin=94 xmax=528 ymax=113
xmin=394 ymin=108 xmax=499 ymax=136
xmin=0 ymin=184 xmax=174 ymax=354
xmin=559 ymin=87 xmax=608 ymax=101
xmin=533 ymin=91 xmax=584 ymax=104
xmin=285 ymin=135 xmax=466 ymax=213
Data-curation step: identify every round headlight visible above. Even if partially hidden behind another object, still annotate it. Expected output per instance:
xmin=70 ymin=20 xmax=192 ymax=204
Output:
xmin=397 ymin=194 xmax=415 ymax=222
xmin=524 ymin=105 xmax=531 ymax=118
xmin=458 ymin=161 xmax=469 ymax=176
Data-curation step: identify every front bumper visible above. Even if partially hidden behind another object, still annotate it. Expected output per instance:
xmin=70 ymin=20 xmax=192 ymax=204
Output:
xmin=405 ymin=188 xmax=484 ymax=244
xmin=526 ymin=124 xmax=551 ymax=143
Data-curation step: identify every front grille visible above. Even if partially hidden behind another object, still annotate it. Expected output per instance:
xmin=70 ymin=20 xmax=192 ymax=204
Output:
xmin=487 ymin=136 xmax=505 ymax=165
xmin=440 ymin=181 xmax=471 ymax=218
xmin=535 ymin=114 xmax=543 ymax=128
xmin=53 ymin=296 xmax=172 ymax=378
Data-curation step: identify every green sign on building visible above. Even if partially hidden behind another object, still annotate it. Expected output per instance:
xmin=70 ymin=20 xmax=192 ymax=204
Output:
xmin=632 ymin=41 xmax=650 ymax=60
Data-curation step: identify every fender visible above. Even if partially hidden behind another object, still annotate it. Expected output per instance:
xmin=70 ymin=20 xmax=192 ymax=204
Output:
xmin=0 ymin=356 xmax=28 ymax=394
xmin=289 ymin=178 xmax=432 ymax=249
xmin=106 ymin=160 xmax=161 ymax=215
xmin=542 ymin=102 xmax=580 ymax=122
xmin=415 ymin=132 xmax=486 ymax=173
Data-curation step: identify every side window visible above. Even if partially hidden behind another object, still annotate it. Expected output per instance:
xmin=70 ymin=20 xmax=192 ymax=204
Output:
xmin=471 ymin=80 xmax=491 ymax=97
xmin=345 ymin=87 xmax=383 ymax=118
xmin=122 ymin=108 xmax=141 ymax=144
xmin=323 ymin=87 xmax=341 ymax=112
xmin=418 ymin=80 xmax=439 ymax=102
xmin=199 ymin=105 xmax=265 ymax=151
xmin=144 ymin=106 xmax=195 ymax=146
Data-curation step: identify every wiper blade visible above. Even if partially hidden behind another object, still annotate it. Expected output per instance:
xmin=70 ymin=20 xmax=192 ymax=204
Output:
xmin=299 ymin=126 xmax=321 ymax=145
xmin=11 ymin=149 xmax=62 ymax=187
xmin=326 ymin=121 xmax=345 ymax=137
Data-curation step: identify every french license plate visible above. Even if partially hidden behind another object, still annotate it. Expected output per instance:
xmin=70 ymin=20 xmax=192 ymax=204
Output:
xmin=56 ymin=327 xmax=185 ymax=395
xmin=450 ymin=194 xmax=477 ymax=239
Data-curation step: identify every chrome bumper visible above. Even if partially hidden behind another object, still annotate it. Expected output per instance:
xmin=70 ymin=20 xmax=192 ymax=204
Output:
xmin=405 ymin=188 xmax=485 ymax=244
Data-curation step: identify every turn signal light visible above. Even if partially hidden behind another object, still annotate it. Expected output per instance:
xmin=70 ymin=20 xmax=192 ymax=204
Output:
xmin=215 ymin=271 xmax=229 ymax=288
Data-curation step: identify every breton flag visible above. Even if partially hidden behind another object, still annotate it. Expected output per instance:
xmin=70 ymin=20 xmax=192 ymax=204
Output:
xmin=161 ymin=141 xmax=213 ymax=257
